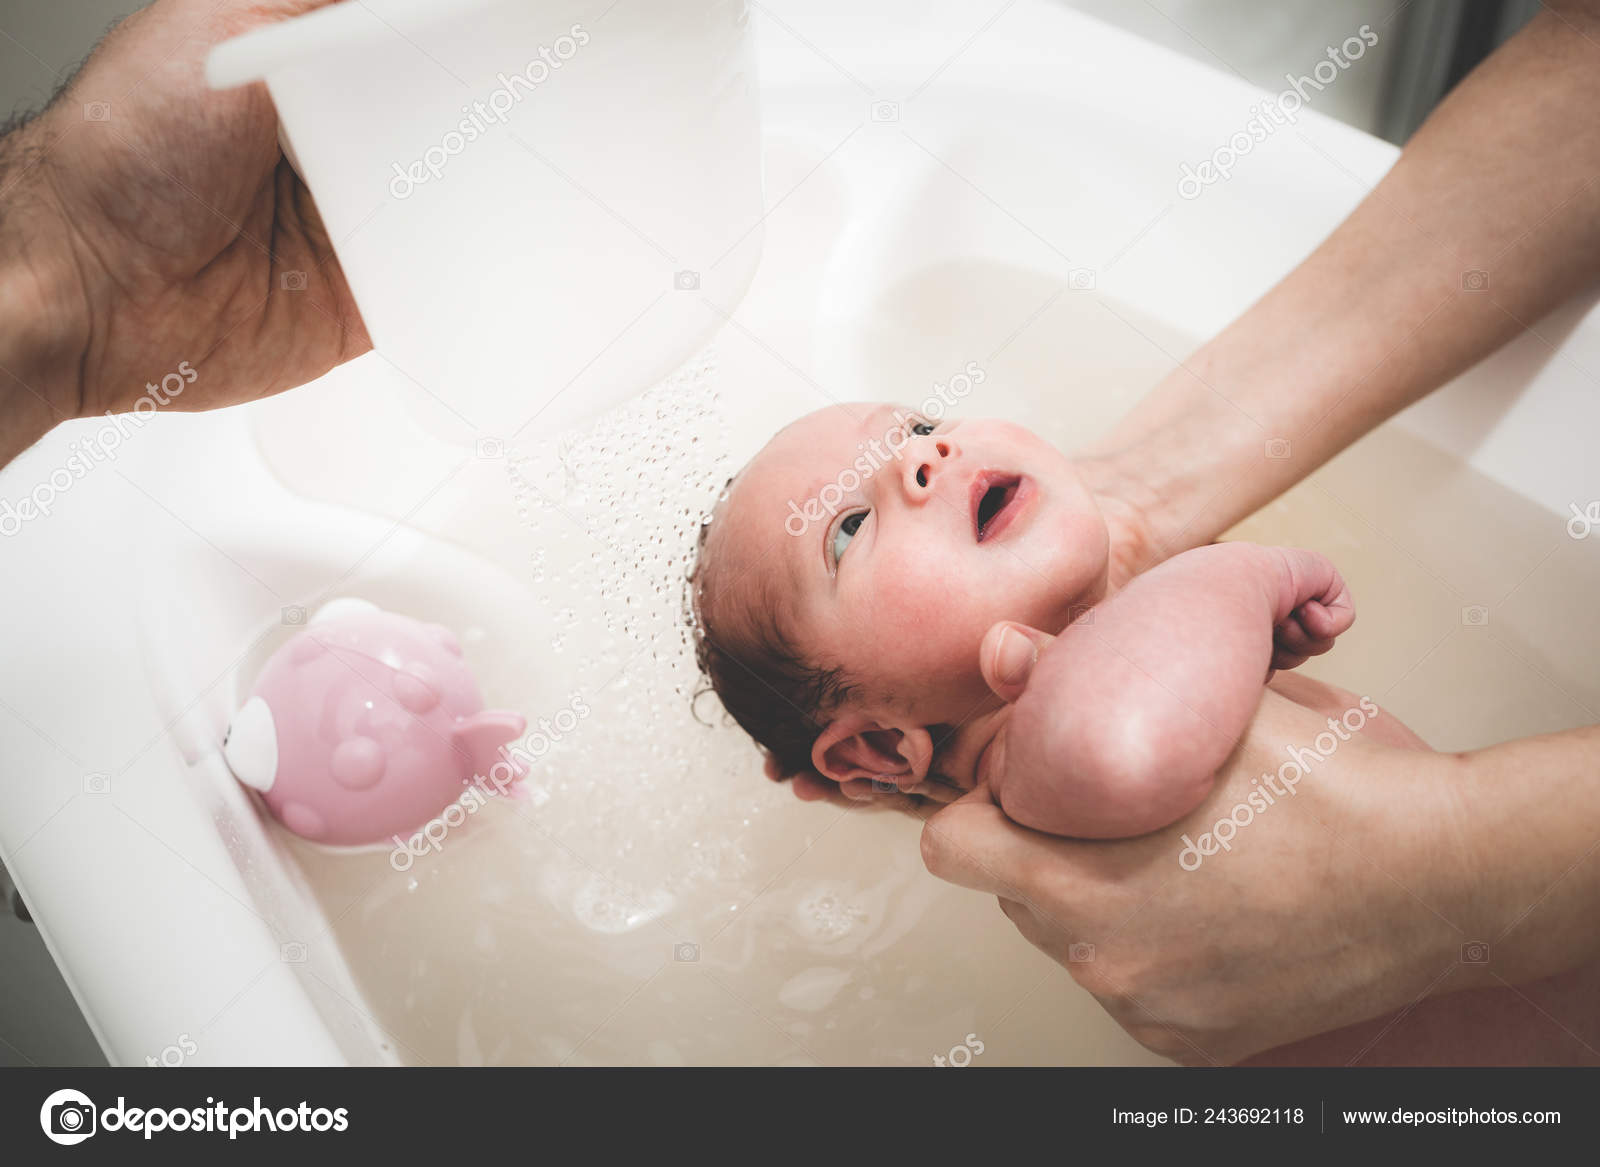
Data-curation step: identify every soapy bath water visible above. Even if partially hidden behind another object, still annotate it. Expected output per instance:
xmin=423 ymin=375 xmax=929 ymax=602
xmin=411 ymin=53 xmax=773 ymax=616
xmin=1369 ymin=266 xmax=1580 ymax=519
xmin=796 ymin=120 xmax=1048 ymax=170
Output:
xmin=269 ymin=260 xmax=1600 ymax=1067
xmin=500 ymin=350 xmax=774 ymax=904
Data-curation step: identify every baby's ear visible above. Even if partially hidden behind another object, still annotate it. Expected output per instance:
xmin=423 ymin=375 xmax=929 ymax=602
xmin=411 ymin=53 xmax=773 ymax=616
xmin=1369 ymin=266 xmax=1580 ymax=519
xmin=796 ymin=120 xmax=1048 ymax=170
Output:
xmin=811 ymin=715 xmax=932 ymax=788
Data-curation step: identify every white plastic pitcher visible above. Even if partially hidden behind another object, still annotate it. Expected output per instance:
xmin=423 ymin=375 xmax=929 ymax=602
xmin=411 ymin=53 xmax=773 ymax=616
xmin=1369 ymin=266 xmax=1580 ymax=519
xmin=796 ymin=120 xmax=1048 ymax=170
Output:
xmin=207 ymin=0 xmax=764 ymax=443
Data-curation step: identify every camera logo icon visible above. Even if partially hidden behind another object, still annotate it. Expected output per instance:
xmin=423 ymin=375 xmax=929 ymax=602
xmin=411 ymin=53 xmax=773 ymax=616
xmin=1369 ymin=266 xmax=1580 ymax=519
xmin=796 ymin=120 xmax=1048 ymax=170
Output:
xmin=1264 ymin=438 xmax=1292 ymax=460
xmin=280 ymin=270 xmax=308 ymax=292
xmin=870 ymin=100 xmax=900 ymax=122
xmin=673 ymin=270 xmax=701 ymax=291
xmin=83 ymin=772 xmax=110 ymax=795
xmin=933 ymin=1032 xmax=985 ymax=1067
xmin=281 ymin=605 xmax=307 ymax=626
xmin=673 ymin=941 xmax=699 ymax=962
xmin=280 ymin=940 xmax=308 ymax=963
xmin=40 ymin=1088 xmax=96 ymax=1145
xmin=1461 ymin=269 xmax=1490 ymax=292
xmin=1461 ymin=941 xmax=1490 ymax=964
xmin=869 ymin=777 xmax=899 ymax=794
xmin=1567 ymin=501 xmax=1600 ymax=540
xmin=1068 ymin=942 xmax=1096 ymax=963
xmin=82 ymin=102 xmax=110 ymax=122
xmin=1068 ymin=267 xmax=1096 ymax=291
xmin=475 ymin=436 xmax=506 ymax=460
xmin=1461 ymin=605 xmax=1489 ymax=627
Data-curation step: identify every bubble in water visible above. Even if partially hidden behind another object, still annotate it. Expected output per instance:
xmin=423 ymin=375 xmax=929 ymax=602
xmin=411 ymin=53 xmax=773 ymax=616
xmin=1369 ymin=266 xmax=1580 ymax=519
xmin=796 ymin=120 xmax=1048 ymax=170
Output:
xmin=569 ymin=873 xmax=675 ymax=934
xmin=503 ymin=348 xmax=768 ymax=900
xmin=793 ymin=883 xmax=871 ymax=944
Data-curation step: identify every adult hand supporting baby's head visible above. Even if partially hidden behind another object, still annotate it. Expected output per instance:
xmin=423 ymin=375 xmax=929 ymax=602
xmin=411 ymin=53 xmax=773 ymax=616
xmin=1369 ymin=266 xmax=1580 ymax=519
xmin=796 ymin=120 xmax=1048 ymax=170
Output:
xmin=936 ymin=616 xmax=1293 ymax=1064
xmin=979 ymin=621 xmax=1054 ymax=704
xmin=919 ymin=676 xmax=1493 ymax=1066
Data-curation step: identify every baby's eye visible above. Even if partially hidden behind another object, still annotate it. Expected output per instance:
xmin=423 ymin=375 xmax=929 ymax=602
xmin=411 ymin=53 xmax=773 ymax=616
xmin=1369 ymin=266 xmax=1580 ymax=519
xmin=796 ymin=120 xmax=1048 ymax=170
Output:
xmin=910 ymin=418 xmax=937 ymax=436
xmin=831 ymin=509 xmax=868 ymax=566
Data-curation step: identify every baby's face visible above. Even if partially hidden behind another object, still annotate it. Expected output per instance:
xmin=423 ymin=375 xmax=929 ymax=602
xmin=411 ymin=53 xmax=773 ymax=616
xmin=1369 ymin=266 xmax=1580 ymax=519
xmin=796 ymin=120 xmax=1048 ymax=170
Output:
xmin=713 ymin=404 xmax=1110 ymax=726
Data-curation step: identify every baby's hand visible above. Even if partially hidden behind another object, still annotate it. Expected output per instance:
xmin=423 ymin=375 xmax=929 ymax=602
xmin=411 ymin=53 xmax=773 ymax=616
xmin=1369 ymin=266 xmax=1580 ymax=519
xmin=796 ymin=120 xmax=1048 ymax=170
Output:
xmin=1270 ymin=553 xmax=1355 ymax=672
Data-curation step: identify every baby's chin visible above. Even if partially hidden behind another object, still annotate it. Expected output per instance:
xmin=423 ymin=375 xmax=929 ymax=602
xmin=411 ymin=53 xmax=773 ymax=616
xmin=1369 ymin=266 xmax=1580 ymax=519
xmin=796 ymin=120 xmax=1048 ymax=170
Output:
xmin=1005 ymin=511 xmax=1111 ymax=623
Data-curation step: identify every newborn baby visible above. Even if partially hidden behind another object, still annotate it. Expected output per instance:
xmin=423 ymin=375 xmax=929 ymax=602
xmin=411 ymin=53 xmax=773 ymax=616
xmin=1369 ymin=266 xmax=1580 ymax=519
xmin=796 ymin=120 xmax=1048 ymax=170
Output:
xmin=693 ymin=404 xmax=1354 ymax=838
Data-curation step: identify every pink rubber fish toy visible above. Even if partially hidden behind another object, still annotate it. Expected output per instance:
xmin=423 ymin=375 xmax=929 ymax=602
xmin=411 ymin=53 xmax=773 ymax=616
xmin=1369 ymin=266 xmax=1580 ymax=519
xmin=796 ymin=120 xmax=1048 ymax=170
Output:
xmin=223 ymin=598 xmax=527 ymax=846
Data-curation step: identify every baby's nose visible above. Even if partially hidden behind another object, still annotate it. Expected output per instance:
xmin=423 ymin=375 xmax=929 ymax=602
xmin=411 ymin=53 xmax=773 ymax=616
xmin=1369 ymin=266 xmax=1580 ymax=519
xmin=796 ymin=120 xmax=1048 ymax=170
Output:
xmin=902 ymin=435 xmax=954 ymax=499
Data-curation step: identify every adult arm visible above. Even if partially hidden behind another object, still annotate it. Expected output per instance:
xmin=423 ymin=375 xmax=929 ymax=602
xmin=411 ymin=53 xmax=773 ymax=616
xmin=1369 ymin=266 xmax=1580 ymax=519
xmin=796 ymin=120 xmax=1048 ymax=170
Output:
xmin=0 ymin=0 xmax=369 ymax=470
xmin=1083 ymin=0 xmax=1600 ymax=568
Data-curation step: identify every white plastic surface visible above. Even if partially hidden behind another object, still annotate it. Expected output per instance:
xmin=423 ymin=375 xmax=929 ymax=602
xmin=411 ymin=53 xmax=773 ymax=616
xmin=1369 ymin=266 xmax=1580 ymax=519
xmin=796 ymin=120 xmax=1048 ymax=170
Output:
xmin=206 ymin=0 xmax=765 ymax=444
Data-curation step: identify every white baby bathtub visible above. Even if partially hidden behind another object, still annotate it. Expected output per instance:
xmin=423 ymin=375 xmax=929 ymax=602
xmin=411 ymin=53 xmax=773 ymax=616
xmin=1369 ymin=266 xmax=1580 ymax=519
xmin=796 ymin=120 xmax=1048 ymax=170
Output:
xmin=2 ymin=0 xmax=1597 ymax=1066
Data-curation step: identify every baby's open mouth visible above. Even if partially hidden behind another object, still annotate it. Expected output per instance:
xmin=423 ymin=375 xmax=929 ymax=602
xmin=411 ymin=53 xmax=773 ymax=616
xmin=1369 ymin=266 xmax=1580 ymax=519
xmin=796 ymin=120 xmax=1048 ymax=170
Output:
xmin=972 ymin=473 xmax=1026 ymax=542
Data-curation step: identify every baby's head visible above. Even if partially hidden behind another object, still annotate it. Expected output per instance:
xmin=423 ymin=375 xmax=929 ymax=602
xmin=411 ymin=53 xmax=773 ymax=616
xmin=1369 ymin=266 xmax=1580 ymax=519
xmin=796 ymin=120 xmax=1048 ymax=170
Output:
xmin=693 ymin=404 xmax=1109 ymax=788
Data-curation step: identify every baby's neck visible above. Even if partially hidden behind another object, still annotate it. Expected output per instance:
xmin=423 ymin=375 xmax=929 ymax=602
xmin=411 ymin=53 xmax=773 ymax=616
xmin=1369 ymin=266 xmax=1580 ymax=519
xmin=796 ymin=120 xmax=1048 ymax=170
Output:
xmin=927 ymin=583 xmax=1115 ymax=795
xmin=926 ymin=568 xmax=1116 ymax=796
xmin=930 ymin=704 xmax=1012 ymax=795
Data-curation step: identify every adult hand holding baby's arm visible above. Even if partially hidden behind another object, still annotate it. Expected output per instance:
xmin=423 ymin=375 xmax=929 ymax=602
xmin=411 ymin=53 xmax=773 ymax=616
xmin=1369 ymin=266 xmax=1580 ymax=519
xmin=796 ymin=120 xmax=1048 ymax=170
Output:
xmin=0 ymin=0 xmax=370 ymax=468
xmin=928 ymin=645 xmax=1600 ymax=1065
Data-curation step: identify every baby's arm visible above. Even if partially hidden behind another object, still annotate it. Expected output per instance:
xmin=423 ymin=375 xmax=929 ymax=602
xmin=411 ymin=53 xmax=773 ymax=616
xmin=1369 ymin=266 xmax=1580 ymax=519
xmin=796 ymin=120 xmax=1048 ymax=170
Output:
xmin=982 ymin=543 xmax=1353 ymax=838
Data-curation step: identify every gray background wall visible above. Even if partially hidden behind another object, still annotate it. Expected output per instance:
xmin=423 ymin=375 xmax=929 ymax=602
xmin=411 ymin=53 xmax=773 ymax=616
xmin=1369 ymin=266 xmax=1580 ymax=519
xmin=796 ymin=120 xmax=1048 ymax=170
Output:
xmin=1 ymin=0 xmax=144 ymax=124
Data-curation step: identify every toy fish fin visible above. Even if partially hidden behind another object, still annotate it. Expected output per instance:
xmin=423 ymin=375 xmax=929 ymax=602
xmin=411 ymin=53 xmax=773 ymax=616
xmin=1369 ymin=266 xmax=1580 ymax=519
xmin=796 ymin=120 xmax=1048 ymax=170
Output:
xmin=451 ymin=710 xmax=528 ymax=790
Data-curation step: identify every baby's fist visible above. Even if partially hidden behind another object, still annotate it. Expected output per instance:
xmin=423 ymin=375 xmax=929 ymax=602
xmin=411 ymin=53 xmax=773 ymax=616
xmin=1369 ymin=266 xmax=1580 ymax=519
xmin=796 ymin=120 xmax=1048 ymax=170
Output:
xmin=1272 ymin=594 xmax=1355 ymax=671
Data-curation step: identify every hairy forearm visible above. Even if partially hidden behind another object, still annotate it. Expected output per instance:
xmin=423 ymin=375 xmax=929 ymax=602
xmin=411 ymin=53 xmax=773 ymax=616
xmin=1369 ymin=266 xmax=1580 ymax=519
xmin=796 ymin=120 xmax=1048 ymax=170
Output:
xmin=1093 ymin=2 xmax=1600 ymax=559
xmin=1 ymin=117 xmax=88 ymax=467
